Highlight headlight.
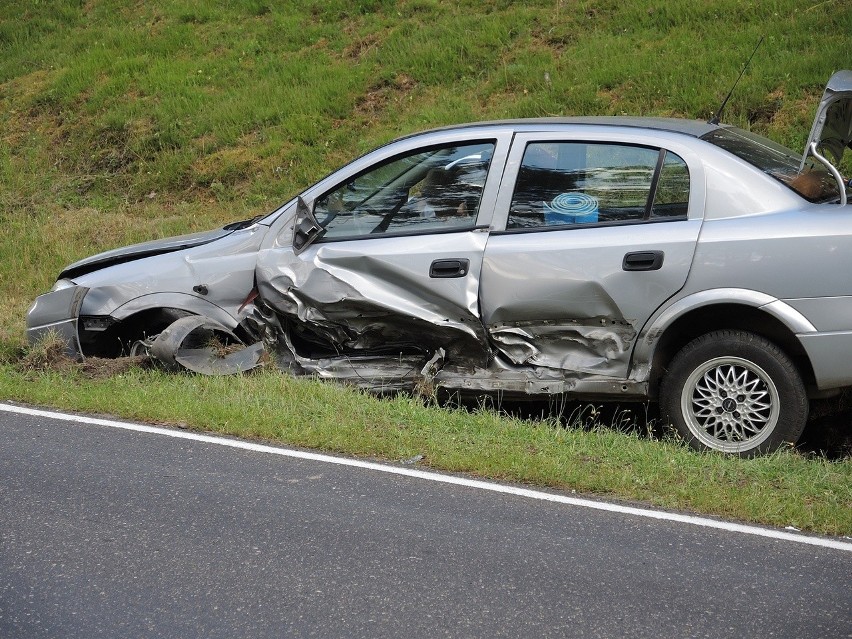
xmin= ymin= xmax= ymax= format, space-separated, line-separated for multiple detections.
xmin=50 ymin=278 xmax=77 ymax=292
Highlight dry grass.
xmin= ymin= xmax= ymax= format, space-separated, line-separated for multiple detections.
xmin=18 ymin=331 xmax=152 ymax=379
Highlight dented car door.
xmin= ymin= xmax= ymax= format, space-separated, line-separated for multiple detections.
xmin=255 ymin=134 xmax=512 ymax=385
xmin=480 ymin=132 xmax=704 ymax=389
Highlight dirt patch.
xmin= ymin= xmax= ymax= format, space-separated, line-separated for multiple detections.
xmin=531 ymin=25 xmax=578 ymax=52
xmin=206 ymin=336 xmax=248 ymax=357
xmin=190 ymin=145 xmax=264 ymax=191
xmin=77 ymin=356 xmax=155 ymax=379
xmin=17 ymin=339 xmax=154 ymax=379
xmin=747 ymin=89 xmax=785 ymax=126
xmin=351 ymin=74 xmax=418 ymax=122
xmin=344 ymin=32 xmax=382 ymax=60
xmin=17 ymin=336 xmax=70 ymax=372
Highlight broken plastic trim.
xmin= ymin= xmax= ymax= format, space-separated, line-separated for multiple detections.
xmin=150 ymin=315 xmax=264 ymax=375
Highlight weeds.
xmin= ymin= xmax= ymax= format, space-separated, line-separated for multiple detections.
xmin=17 ymin=330 xmax=71 ymax=372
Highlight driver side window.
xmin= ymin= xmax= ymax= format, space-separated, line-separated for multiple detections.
xmin=314 ymin=141 xmax=494 ymax=240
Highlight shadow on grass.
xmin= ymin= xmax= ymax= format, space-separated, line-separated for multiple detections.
xmin=799 ymin=411 xmax=852 ymax=460
xmin=444 ymin=393 xmax=852 ymax=461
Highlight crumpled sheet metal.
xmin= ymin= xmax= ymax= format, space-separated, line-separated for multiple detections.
xmin=255 ymin=298 xmax=644 ymax=396
xmin=255 ymin=307 xmax=426 ymax=392
xmin=150 ymin=315 xmax=264 ymax=375
xmin=256 ymin=241 xmax=491 ymax=366
xmin=248 ymin=236 xmax=642 ymax=393
xmin=487 ymin=320 xmax=637 ymax=376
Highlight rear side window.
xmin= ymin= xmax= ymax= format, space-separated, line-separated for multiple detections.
xmin=507 ymin=142 xmax=689 ymax=229
xmin=651 ymin=152 xmax=690 ymax=219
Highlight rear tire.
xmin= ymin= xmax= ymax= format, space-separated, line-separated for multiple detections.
xmin=660 ymin=330 xmax=808 ymax=456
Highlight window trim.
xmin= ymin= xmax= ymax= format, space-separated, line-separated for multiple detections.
xmin=314 ymin=222 xmax=491 ymax=244
xmin=490 ymin=216 xmax=684 ymax=236
xmin=644 ymin=148 xmax=667 ymax=220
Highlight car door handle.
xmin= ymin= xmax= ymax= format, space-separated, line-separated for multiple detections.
xmin=622 ymin=251 xmax=664 ymax=271
xmin=430 ymin=258 xmax=470 ymax=278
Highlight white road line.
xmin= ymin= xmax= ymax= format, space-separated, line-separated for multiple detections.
xmin=4 ymin=402 xmax=851 ymax=552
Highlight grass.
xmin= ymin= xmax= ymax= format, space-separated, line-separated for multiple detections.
xmin=3 ymin=360 xmax=850 ymax=537
xmin=1 ymin=0 xmax=850 ymax=535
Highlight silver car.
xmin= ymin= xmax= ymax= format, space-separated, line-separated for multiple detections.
xmin=27 ymin=71 xmax=852 ymax=456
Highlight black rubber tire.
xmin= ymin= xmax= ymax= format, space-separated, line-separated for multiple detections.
xmin=659 ymin=330 xmax=808 ymax=456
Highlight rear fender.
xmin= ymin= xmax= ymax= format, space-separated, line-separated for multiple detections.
xmin=630 ymin=288 xmax=816 ymax=381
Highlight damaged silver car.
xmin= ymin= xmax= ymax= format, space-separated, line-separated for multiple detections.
xmin=27 ymin=70 xmax=852 ymax=455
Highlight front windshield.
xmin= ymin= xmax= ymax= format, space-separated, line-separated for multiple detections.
xmin=701 ymin=127 xmax=843 ymax=203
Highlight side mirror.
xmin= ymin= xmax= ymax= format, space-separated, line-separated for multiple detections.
xmin=292 ymin=197 xmax=325 ymax=254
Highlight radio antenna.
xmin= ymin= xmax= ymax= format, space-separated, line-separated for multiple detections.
xmin=709 ymin=36 xmax=764 ymax=125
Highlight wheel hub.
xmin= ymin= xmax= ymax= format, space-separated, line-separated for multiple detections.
xmin=680 ymin=356 xmax=781 ymax=452
xmin=721 ymin=397 xmax=737 ymax=412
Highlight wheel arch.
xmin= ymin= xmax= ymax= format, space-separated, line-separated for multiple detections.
xmin=635 ymin=291 xmax=818 ymax=399
xmin=78 ymin=293 xmax=242 ymax=358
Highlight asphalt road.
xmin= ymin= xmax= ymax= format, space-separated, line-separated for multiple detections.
xmin=1 ymin=405 xmax=850 ymax=639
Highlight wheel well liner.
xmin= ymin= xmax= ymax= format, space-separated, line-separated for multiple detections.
xmin=648 ymin=303 xmax=816 ymax=397
xmin=78 ymin=307 xmax=193 ymax=358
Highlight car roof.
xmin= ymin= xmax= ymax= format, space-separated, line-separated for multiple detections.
xmin=399 ymin=116 xmax=722 ymax=141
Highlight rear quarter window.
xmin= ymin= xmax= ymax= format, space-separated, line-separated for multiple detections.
xmin=701 ymin=127 xmax=841 ymax=203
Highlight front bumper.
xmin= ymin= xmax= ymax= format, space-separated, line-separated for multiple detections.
xmin=25 ymin=284 xmax=88 ymax=359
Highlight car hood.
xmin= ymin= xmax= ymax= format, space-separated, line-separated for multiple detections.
xmin=59 ymin=227 xmax=235 ymax=280
xmin=801 ymin=69 xmax=852 ymax=170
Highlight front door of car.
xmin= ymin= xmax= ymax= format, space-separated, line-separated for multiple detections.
xmin=256 ymin=136 xmax=509 ymax=370
xmin=479 ymin=132 xmax=705 ymax=381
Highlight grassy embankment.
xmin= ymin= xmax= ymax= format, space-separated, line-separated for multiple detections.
xmin=1 ymin=1 xmax=850 ymax=535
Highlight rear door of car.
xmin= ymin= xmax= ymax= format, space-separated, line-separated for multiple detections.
xmin=479 ymin=129 xmax=705 ymax=382
xmin=255 ymin=129 xmax=513 ymax=368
